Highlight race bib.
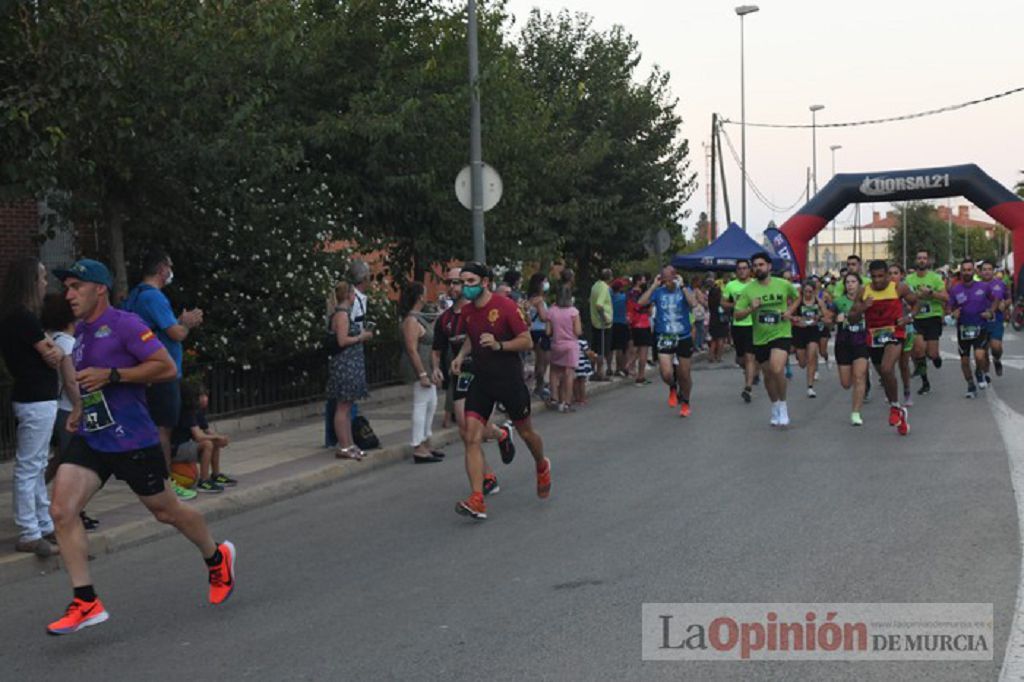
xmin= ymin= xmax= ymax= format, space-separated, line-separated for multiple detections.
xmin=657 ymin=334 xmax=680 ymax=351
xmin=845 ymin=322 xmax=864 ymax=334
xmin=81 ymin=390 xmax=115 ymax=433
xmin=959 ymin=325 xmax=980 ymax=341
xmin=870 ymin=326 xmax=897 ymax=348
xmin=919 ymin=302 xmax=931 ymax=315
xmin=757 ymin=310 xmax=781 ymax=325
xmin=456 ymin=372 xmax=475 ymax=393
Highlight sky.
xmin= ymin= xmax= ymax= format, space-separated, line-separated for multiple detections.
xmin=503 ymin=0 xmax=1024 ymax=237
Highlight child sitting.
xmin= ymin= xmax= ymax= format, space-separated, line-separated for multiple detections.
xmin=171 ymin=383 xmax=236 ymax=493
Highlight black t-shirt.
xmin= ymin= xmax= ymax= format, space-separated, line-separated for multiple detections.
xmin=433 ymin=305 xmax=474 ymax=378
xmin=171 ymin=407 xmax=209 ymax=447
xmin=0 ymin=307 xmax=58 ymax=403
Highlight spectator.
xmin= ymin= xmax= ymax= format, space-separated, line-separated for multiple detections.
xmin=610 ymin=278 xmax=630 ymax=376
xmin=172 ymin=383 xmax=235 ymax=493
xmin=706 ymin=275 xmax=729 ymax=363
xmin=327 ymin=281 xmax=373 ymax=460
xmin=691 ymin=276 xmax=708 ymax=352
xmin=123 ymin=249 xmax=203 ymax=500
xmin=546 ymin=285 xmax=581 ymax=413
xmin=574 ymin=337 xmax=598 ymax=407
xmin=326 ymin=260 xmax=372 ymax=449
xmin=526 ymin=273 xmax=551 ymax=398
xmin=400 ymin=282 xmax=444 ymax=463
xmin=627 ymin=273 xmax=653 ymax=384
xmin=502 ymin=270 xmax=524 ymax=303
xmin=0 ymin=257 xmax=62 ymax=556
xmin=589 ymin=268 xmax=613 ymax=380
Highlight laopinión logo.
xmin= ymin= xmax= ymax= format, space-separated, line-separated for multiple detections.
xmin=859 ymin=174 xmax=951 ymax=197
xmin=641 ymin=603 xmax=993 ymax=662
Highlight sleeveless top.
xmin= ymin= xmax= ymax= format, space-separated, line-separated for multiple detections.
xmin=400 ymin=312 xmax=435 ymax=383
xmin=862 ymin=282 xmax=904 ymax=337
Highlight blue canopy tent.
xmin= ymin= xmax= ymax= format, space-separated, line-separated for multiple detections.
xmin=670 ymin=223 xmax=787 ymax=272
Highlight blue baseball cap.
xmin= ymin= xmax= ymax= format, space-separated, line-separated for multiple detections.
xmin=53 ymin=259 xmax=113 ymax=287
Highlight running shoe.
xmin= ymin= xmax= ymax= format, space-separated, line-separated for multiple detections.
xmin=770 ymin=403 xmax=780 ymax=427
xmin=995 ymin=359 xmax=1004 ymax=376
xmin=196 ymin=479 xmax=224 ymax=494
xmin=965 ymin=384 xmax=978 ymax=399
xmin=903 ymin=392 xmax=914 ymax=407
xmin=497 ymin=423 xmax=516 ymax=465
xmin=975 ymin=369 xmax=984 ymax=386
xmin=978 ymin=378 xmax=988 ymax=390
xmin=850 ymin=412 xmax=863 ymax=426
xmin=752 ymin=375 xmax=761 ymax=386
xmin=679 ymin=402 xmax=691 ymax=418
xmin=741 ymin=387 xmax=752 ymax=403
xmin=208 ymin=541 xmax=236 ymax=605
xmin=47 ymin=598 xmax=109 ymax=635
xmin=213 ymin=473 xmax=238 ymax=487
xmin=173 ymin=480 xmax=198 ymax=501
xmin=483 ymin=474 xmax=500 ymax=496
xmin=456 ymin=494 xmax=487 ymax=520
xmin=932 ymin=356 xmax=942 ymax=369
xmin=917 ymin=378 xmax=931 ymax=395
xmin=668 ymin=388 xmax=678 ymax=408
xmin=985 ymin=374 xmax=992 ymax=385
xmin=80 ymin=511 xmax=100 ymax=531
xmin=777 ymin=402 xmax=790 ymax=428
xmin=888 ymin=405 xmax=901 ymax=426
xmin=807 ymin=387 xmax=817 ymax=399
xmin=536 ymin=458 xmax=552 ymax=499
xmin=814 ymin=370 xmax=820 ymax=382
xmin=897 ymin=407 xmax=910 ymax=436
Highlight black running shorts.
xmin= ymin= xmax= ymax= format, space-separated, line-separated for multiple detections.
xmin=868 ymin=341 xmax=902 ymax=366
xmin=63 ymin=436 xmax=167 ymax=497
xmin=754 ymin=338 xmax=792 ymax=365
xmin=834 ymin=339 xmax=869 ymax=365
xmin=465 ymin=374 xmax=532 ymax=425
xmin=914 ymin=316 xmax=943 ymax=341
xmin=791 ymin=326 xmax=820 ymax=349
xmin=656 ymin=335 xmax=694 ymax=358
xmin=957 ymin=326 xmax=990 ymax=357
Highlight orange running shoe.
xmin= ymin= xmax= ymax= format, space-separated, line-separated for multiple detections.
xmin=679 ymin=402 xmax=691 ymax=418
xmin=455 ymin=494 xmax=487 ymax=520
xmin=536 ymin=458 xmax=552 ymax=499
xmin=208 ymin=540 xmax=236 ymax=605
xmin=888 ymin=405 xmax=901 ymax=427
xmin=47 ymin=598 xmax=109 ymax=635
xmin=897 ymin=407 xmax=910 ymax=436
xmin=668 ymin=388 xmax=678 ymax=408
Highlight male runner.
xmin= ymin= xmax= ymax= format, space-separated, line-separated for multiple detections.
xmin=979 ymin=260 xmax=1011 ymax=377
xmin=734 ymin=252 xmax=798 ymax=427
xmin=862 ymin=260 xmax=915 ymax=435
xmin=451 ymin=262 xmax=550 ymax=520
xmin=888 ymin=263 xmax=917 ymax=406
xmin=431 ymin=266 xmax=514 ymax=496
xmin=638 ymin=265 xmax=703 ymax=417
xmin=48 ymin=260 xmax=234 ymax=635
xmin=905 ymin=249 xmax=948 ymax=394
xmin=721 ymin=259 xmax=757 ymax=403
xmin=949 ymin=259 xmax=998 ymax=398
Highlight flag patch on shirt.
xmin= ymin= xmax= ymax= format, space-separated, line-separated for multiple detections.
xmin=140 ymin=330 xmax=155 ymax=342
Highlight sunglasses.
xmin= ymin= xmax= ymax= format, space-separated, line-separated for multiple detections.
xmin=445 ymin=279 xmax=463 ymax=286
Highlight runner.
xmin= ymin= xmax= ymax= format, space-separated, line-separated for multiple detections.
xmin=905 ymin=249 xmax=948 ymax=395
xmin=48 ymin=259 xmax=235 ymax=635
xmin=861 ymin=260 xmax=914 ymax=435
xmin=888 ymin=263 xmax=916 ymax=407
xmin=451 ymin=262 xmax=550 ymax=521
xmin=734 ymin=252 xmax=798 ymax=427
xmin=431 ymin=267 xmax=513 ymax=497
xmin=721 ymin=259 xmax=757 ymax=403
xmin=979 ymin=260 xmax=1011 ymax=378
xmin=813 ymin=276 xmax=832 ymax=370
xmin=829 ymin=272 xmax=870 ymax=425
xmin=637 ymin=265 xmax=703 ymax=418
xmin=948 ymin=259 xmax=998 ymax=398
xmin=787 ymin=280 xmax=827 ymax=398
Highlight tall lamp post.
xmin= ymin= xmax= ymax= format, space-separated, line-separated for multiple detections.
xmin=829 ymin=144 xmax=842 ymax=272
xmin=467 ymin=0 xmax=485 ymax=262
xmin=809 ymin=104 xmax=825 ymax=272
xmin=735 ymin=4 xmax=759 ymax=232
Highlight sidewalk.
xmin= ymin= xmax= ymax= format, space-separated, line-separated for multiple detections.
xmin=0 ymin=361 xmax=693 ymax=586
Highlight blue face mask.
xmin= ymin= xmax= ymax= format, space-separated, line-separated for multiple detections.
xmin=462 ymin=284 xmax=484 ymax=301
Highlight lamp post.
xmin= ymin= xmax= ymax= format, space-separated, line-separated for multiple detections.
xmin=735 ymin=4 xmax=759 ymax=232
xmin=829 ymin=144 xmax=842 ymax=273
xmin=809 ymin=104 xmax=824 ymax=272
xmin=467 ymin=0 xmax=485 ymax=262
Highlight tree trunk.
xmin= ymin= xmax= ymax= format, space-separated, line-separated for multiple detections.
xmin=107 ymin=203 xmax=128 ymax=303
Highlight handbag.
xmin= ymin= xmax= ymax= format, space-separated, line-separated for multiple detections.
xmin=352 ymin=415 xmax=380 ymax=450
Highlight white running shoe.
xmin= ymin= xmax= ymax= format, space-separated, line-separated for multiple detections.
xmin=770 ymin=402 xmax=780 ymax=427
xmin=778 ymin=402 xmax=791 ymax=427
xmin=807 ymin=387 xmax=817 ymax=398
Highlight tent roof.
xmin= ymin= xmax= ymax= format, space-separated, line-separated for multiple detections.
xmin=670 ymin=223 xmax=787 ymax=272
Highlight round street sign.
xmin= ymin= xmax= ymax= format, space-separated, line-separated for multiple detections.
xmin=455 ymin=163 xmax=503 ymax=212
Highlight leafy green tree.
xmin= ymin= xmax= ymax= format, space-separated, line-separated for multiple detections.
xmin=888 ymin=202 xmax=1002 ymax=268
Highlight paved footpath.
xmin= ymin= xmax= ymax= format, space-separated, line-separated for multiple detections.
xmin=1 ymin=334 xmax=1023 ymax=680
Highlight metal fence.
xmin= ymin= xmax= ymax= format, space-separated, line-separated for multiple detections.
xmin=0 ymin=341 xmax=403 ymax=460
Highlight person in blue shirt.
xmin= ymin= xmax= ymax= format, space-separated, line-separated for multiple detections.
xmin=638 ymin=265 xmax=704 ymax=417
xmin=123 ymin=249 xmax=204 ymax=499
xmin=609 ymin=279 xmax=630 ymax=376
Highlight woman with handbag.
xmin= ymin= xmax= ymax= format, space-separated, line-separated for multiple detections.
xmin=326 ymin=281 xmax=373 ymax=460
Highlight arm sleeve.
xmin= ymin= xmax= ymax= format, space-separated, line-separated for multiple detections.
xmin=120 ymin=313 xmax=169 ymax=362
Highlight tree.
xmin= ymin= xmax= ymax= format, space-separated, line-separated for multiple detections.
xmin=888 ymin=202 xmax=1002 ymax=268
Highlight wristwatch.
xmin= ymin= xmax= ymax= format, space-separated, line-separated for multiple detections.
xmin=109 ymin=367 xmax=121 ymax=385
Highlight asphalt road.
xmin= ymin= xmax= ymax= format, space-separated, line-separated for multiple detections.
xmin=3 ymin=332 xmax=1023 ymax=681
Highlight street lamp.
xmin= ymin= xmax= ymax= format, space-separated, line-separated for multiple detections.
xmin=467 ymin=0 xmax=485 ymax=262
xmin=735 ymin=4 xmax=759 ymax=232
xmin=809 ymin=104 xmax=824 ymax=271
xmin=829 ymin=144 xmax=842 ymax=271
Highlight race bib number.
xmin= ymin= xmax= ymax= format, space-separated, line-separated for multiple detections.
xmin=657 ymin=334 xmax=680 ymax=351
xmin=456 ymin=372 xmax=475 ymax=393
xmin=959 ymin=325 xmax=980 ymax=341
xmin=81 ymin=390 xmax=115 ymax=433
xmin=870 ymin=326 xmax=897 ymax=348
xmin=757 ymin=310 xmax=781 ymax=325
xmin=845 ymin=322 xmax=864 ymax=334
xmin=918 ymin=302 xmax=931 ymax=315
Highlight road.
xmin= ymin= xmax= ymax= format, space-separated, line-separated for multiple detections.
xmin=3 ymin=332 xmax=1023 ymax=681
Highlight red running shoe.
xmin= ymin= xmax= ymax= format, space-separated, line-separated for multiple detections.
xmin=897 ymin=407 xmax=910 ymax=436
xmin=536 ymin=458 xmax=552 ymax=499
xmin=456 ymin=494 xmax=487 ymax=520
xmin=679 ymin=402 xmax=691 ymax=418
xmin=208 ymin=541 xmax=236 ymax=605
xmin=47 ymin=598 xmax=109 ymax=635
xmin=888 ymin=405 xmax=901 ymax=427
xmin=668 ymin=388 xmax=678 ymax=408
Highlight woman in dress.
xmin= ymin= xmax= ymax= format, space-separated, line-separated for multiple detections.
xmin=400 ymin=282 xmax=444 ymax=463
xmin=545 ymin=285 xmax=581 ymax=413
xmin=326 ymin=281 xmax=373 ymax=460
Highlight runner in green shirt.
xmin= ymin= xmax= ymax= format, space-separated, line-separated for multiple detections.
xmin=904 ymin=249 xmax=948 ymax=395
xmin=721 ymin=260 xmax=757 ymax=403
xmin=734 ymin=252 xmax=798 ymax=427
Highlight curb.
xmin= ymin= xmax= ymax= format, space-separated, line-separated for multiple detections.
xmin=0 ymin=374 xmax=635 ymax=587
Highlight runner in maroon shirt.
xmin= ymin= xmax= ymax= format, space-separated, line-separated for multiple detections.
xmin=451 ymin=262 xmax=551 ymax=520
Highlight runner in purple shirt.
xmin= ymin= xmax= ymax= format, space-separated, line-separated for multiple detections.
xmin=979 ymin=260 xmax=1010 ymax=377
xmin=44 ymin=259 xmax=236 ymax=636
xmin=948 ymin=259 xmax=997 ymax=398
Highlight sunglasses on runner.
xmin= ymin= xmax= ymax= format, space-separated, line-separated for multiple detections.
xmin=445 ymin=279 xmax=463 ymax=286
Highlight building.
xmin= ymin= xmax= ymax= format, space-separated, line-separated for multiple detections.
xmin=0 ymin=199 xmax=77 ymax=286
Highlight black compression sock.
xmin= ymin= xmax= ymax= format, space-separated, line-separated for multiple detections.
xmin=933 ymin=356 xmax=942 ymax=369
xmin=204 ymin=548 xmax=223 ymax=567
xmin=74 ymin=585 xmax=97 ymax=602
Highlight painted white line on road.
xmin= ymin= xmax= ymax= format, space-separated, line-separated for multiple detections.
xmin=940 ymin=350 xmax=1024 ymax=371
xmin=990 ymin=387 xmax=1024 ymax=681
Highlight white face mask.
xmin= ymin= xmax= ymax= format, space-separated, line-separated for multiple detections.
xmin=165 ymin=269 xmax=175 ymax=286
xmin=542 ymin=281 xmax=550 ymax=293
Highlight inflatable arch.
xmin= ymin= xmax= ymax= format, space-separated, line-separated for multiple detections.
xmin=765 ymin=164 xmax=1024 ymax=289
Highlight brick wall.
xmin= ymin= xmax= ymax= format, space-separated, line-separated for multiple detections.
xmin=0 ymin=200 xmax=41 ymax=285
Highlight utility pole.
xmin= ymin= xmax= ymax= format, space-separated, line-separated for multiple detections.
xmin=467 ymin=0 xmax=485 ymax=262
xmin=710 ymin=114 xmax=718 ymax=239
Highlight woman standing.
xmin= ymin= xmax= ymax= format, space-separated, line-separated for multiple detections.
xmin=706 ymin=277 xmax=729 ymax=363
xmin=400 ymin=282 xmax=444 ymax=463
xmin=831 ymin=273 xmax=870 ymax=425
xmin=626 ymin=274 xmax=652 ymax=384
xmin=788 ymin=280 xmax=827 ymax=398
xmin=546 ymin=286 xmax=582 ymax=413
xmin=326 ymin=281 xmax=373 ymax=460
xmin=0 ymin=257 xmax=62 ymax=556
xmin=526 ymin=273 xmax=551 ymax=399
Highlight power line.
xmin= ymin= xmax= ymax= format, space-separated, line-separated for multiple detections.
xmin=719 ymin=125 xmax=807 ymax=213
xmin=720 ymin=85 xmax=1024 ymax=129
